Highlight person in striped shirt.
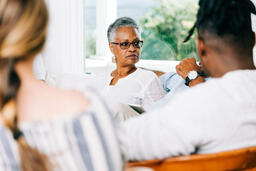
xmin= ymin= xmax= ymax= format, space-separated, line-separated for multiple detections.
xmin=0 ymin=0 xmax=123 ymax=170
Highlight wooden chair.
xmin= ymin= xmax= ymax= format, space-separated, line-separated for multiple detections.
xmin=126 ymin=146 xmax=256 ymax=171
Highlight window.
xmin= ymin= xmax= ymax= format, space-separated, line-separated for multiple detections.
xmin=85 ymin=0 xmax=96 ymax=58
xmin=85 ymin=0 xmax=198 ymax=61
xmin=118 ymin=0 xmax=198 ymax=61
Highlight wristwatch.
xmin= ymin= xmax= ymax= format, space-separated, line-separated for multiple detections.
xmin=185 ymin=71 xmax=199 ymax=86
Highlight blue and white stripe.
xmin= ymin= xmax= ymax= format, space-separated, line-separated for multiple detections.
xmin=0 ymin=89 xmax=123 ymax=171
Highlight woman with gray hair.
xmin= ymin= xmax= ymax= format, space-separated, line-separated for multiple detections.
xmin=102 ymin=17 xmax=166 ymax=116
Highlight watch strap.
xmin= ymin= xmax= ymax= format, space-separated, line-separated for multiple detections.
xmin=185 ymin=76 xmax=190 ymax=86
xmin=185 ymin=71 xmax=200 ymax=86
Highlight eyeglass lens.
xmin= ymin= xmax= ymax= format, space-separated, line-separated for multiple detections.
xmin=119 ymin=41 xmax=143 ymax=49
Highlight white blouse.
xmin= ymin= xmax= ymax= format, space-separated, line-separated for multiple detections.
xmin=102 ymin=68 xmax=166 ymax=111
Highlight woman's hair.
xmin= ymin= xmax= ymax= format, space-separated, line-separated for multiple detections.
xmin=184 ymin=0 xmax=256 ymax=53
xmin=0 ymin=0 xmax=49 ymax=170
xmin=107 ymin=17 xmax=141 ymax=42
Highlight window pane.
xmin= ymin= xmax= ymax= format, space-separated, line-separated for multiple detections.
xmin=85 ymin=0 xmax=96 ymax=58
xmin=118 ymin=0 xmax=198 ymax=61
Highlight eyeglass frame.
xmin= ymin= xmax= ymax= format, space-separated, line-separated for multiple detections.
xmin=111 ymin=40 xmax=144 ymax=50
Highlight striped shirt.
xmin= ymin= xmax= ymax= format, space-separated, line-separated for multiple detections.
xmin=0 ymin=88 xmax=123 ymax=171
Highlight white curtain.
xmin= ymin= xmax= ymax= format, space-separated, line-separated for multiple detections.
xmin=42 ymin=0 xmax=85 ymax=77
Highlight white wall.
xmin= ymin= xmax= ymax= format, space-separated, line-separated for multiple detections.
xmin=43 ymin=0 xmax=85 ymax=76
xmin=96 ymin=0 xmax=117 ymax=59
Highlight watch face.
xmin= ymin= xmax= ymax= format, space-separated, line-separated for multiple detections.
xmin=188 ymin=71 xmax=198 ymax=80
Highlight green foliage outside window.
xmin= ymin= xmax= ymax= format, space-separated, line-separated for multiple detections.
xmin=140 ymin=0 xmax=198 ymax=61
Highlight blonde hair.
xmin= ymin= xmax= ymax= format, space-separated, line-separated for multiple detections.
xmin=0 ymin=0 xmax=50 ymax=170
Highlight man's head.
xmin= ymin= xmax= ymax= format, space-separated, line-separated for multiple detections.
xmin=185 ymin=0 xmax=256 ymax=77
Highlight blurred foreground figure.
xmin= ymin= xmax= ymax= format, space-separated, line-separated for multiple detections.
xmin=0 ymin=0 xmax=122 ymax=170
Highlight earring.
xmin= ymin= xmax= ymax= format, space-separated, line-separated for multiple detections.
xmin=112 ymin=56 xmax=116 ymax=63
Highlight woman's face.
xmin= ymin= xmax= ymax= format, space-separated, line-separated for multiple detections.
xmin=109 ymin=27 xmax=142 ymax=67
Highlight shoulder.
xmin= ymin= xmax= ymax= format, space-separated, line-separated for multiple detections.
xmin=19 ymin=89 xmax=122 ymax=170
xmin=150 ymin=71 xmax=253 ymax=132
xmin=137 ymin=68 xmax=158 ymax=76
xmin=161 ymin=75 xmax=236 ymax=117
xmin=128 ymin=69 xmax=162 ymax=90
xmin=171 ymin=78 xmax=222 ymax=102
xmin=134 ymin=68 xmax=159 ymax=81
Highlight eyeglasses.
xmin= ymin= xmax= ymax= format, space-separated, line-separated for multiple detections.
xmin=111 ymin=40 xmax=143 ymax=50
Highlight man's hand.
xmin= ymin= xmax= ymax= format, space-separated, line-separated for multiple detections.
xmin=176 ymin=57 xmax=205 ymax=87
xmin=176 ymin=57 xmax=199 ymax=79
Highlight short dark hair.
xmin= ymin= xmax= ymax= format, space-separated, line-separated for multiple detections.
xmin=184 ymin=0 xmax=256 ymax=51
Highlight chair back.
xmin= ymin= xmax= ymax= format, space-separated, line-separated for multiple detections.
xmin=126 ymin=146 xmax=256 ymax=171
